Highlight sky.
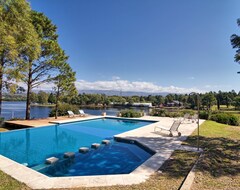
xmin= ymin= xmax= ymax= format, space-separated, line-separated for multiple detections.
xmin=29 ymin=0 xmax=240 ymax=94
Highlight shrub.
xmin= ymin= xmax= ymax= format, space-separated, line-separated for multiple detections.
xmin=49 ymin=103 xmax=79 ymax=117
xmin=119 ymin=109 xmax=142 ymax=118
xmin=182 ymin=110 xmax=195 ymax=116
xmin=210 ymin=113 xmax=239 ymax=126
xmin=199 ymin=111 xmax=211 ymax=120
xmin=150 ymin=109 xmax=184 ymax=118
xmin=150 ymin=109 xmax=166 ymax=117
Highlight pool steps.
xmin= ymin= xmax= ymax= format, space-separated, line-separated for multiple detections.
xmin=31 ymin=140 xmax=150 ymax=177
xmin=45 ymin=157 xmax=59 ymax=164
xmin=64 ymin=152 xmax=75 ymax=158
xmin=102 ymin=139 xmax=110 ymax=144
xmin=91 ymin=143 xmax=101 ymax=149
xmin=33 ymin=139 xmax=112 ymax=172
xmin=79 ymin=147 xmax=89 ymax=153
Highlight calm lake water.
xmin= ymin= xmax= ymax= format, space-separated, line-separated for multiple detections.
xmin=0 ymin=101 xmax=150 ymax=120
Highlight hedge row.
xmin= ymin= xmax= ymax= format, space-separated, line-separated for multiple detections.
xmin=150 ymin=109 xmax=240 ymax=126
xmin=119 ymin=109 xmax=142 ymax=118
xmin=150 ymin=109 xmax=195 ymax=118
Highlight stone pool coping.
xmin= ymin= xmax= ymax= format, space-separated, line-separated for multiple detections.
xmin=0 ymin=116 xmax=204 ymax=189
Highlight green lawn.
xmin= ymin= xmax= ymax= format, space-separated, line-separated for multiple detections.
xmin=0 ymin=170 xmax=30 ymax=190
xmin=183 ymin=120 xmax=240 ymax=190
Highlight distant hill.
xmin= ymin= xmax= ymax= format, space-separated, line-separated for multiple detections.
xmin=79 ymin=90 xmax=170 ymax=96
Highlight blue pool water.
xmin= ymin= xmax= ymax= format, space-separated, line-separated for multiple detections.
xmin=37 ymin=141 xmax=153 ymax=177
xmin=0 ymin=118 xmax=155 ymax=176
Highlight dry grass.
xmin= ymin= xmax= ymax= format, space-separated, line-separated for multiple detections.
xmin=0 ymin=170 xmax=30 ymax=190
xmin=183 ymin=121 xmax=240 ymax=190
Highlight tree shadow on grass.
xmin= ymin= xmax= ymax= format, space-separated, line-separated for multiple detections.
xmin=158 ymin=150 xmax=199 ymax=178
xmin=183 ymin=135 xmax=240 ymax=177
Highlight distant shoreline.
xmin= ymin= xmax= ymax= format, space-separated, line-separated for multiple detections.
xmin=31 ymin=104 xmax=55 ymax=107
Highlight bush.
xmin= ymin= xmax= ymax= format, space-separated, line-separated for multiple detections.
xmin=49 ymin=103 xmax=79 ymax=117
xmin=119 ymin=109 xmax=142 ymax=118
xmin=182 ymin=110 xmax=195 ymax=115
xmin=199 ymin=111 xmax=211 ymax=120
xmin=150 ymin=109 xmax=183 ymax=118
xmin=150 ymin=109 xmax=166 ymax=117
xmin=210 ymin=113 xmax=239 ymax=126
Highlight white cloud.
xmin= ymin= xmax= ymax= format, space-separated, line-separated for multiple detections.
xmin=75 ymin=79 xmax=203 ymax=94
xmin=17 ymin=82 xmax=55 ymax=92
xmin=17 ymin=78 xmax=204 ymax=94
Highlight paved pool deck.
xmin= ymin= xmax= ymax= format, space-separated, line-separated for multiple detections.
xmin=0 ymin=116 xmax=204 ymax=189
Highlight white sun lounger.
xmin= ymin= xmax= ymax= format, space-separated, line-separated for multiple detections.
xmin=67 ymin=110 xmax=75 ymax=118
xmin=79 ymin=110 xmax=86 ymax=117
xmin=154 ymin=120 xmax=182 ymax=137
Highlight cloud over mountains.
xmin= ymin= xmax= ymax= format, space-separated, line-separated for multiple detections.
xmin=74 ymin=79 xmax=202 ymax=94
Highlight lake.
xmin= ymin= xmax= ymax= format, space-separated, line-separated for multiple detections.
xmin=0 ymin=101 xmax=150 ymax=120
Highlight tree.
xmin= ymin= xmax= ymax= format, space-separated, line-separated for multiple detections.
xmin=165 ymin=94 xmax=174 ymax=104
xmin=233 ymin=96 xmax=240 ymax=110
xmin=0 ymin=0 xmax=40 ymax=115
xmin=216 ymin=91 xmax=223 ymax=110
xmin=231 ymin=19 xmax=240 ymax=69
xmin=37 ymin=91 xmax=49 ymax=104
xmin=30 ymin=92 xmax=38 ymax=103
xmin=18 ymin=11 xmax=65 ymax=119
xmin=52 ymin=62 xmax=77 ymax=119
xmin=48 ymin=92 xmax=56 ymax=104
xmin=202 ymin=93 xmax=217 ymax=110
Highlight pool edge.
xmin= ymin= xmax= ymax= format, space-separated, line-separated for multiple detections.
xmin=0 ymin=116 xmax=205 ymax=189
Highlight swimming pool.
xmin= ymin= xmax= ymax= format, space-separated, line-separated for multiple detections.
xmin=0 ymin=118 xmax=155 ymax=176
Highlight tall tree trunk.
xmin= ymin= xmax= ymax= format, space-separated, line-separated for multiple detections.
xmin=25 ymin=65 xmax=32 ymax=120
xmin=0 ymin=57 xmax=4 ymax=117
xmin=217 ymin=98 xmax=220 ymax=110
xmin=55 ymin=86 xmax=60 ymax=119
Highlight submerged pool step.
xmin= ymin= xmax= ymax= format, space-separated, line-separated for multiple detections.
xmin=45 ymin=157 xmax=59 ymax=164
xmin=91 ymin=143 xmax=101 ymax=149
xmin=64 ymin=152 xmax=75 ymax=158
xmin=102 ymin=139 xmax=111 ymax=145
xmin=31 ymin=163 xmax=49 ymax=171
xmin=79 ymin=147 xmax=89 ymax=153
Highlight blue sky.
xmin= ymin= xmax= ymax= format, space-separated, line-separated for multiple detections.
xmin=30 ymin=0 xmax=240 ymax=94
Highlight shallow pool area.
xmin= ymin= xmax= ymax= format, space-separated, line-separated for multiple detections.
xmin=0 ymin=117 xmax=155 ymax=176
xmin=35 ymin=141 xmax=153 ymax=177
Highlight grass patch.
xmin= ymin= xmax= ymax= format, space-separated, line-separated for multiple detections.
xmin=183 ymin=120 xmax=240 ymax=190
xmin=0 ymin=170 xmax=30 ymax=190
